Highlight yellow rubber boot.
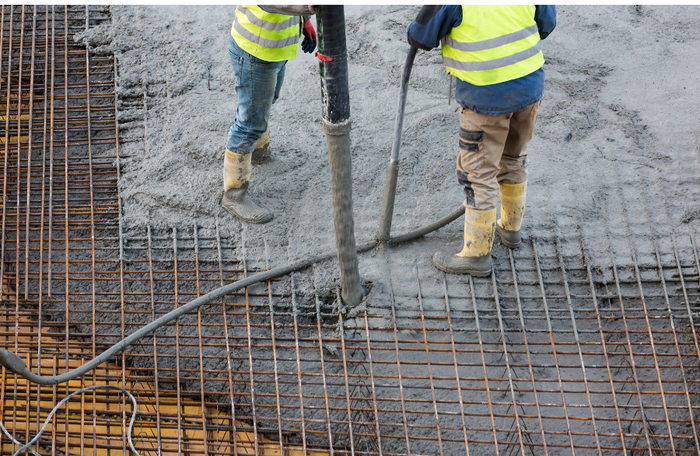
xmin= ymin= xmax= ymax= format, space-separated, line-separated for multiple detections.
xmin=222 ymin=148 xmax=273 ymax=224
xmin=252 ymin=129 xmax=270 ymax=164
xmin=495 ymin=181 xmax=526 ymax=248
xmin=432 ymin=207 xmax=496 ymax=276
xmin=223 ymin=148 xmax=251 ymax=192
xmin=254 ymin=129 xmax=270 ymax=151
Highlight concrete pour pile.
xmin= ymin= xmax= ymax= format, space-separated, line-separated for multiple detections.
xmin=57 ymin=5 xmax=700 ymax=451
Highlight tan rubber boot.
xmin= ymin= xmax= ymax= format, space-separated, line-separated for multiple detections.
xmin=495 ymin=181 xmax=526 ymax=248
xmin=251 ymin=129 xmax=271 ymax=164
xmin=222 ymin=148 xmax=273 ymax=224
xmin=432 ymin=207 xmax=496 ymax=276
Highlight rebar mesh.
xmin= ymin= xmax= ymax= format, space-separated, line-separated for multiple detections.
xmin=1 ymin=5 xmax=699 ymax=456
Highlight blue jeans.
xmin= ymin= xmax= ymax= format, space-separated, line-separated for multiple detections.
xmin=226 ymin=36 xmax=286 ymax=154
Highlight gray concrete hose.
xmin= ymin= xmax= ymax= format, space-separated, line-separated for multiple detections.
xmin=0 ymin=215 xmax=464 ymax=386
xmin=317 ymin=5 xmax=365 ymax=308
xmin=377 ymin=46 xmax=418 ymax=243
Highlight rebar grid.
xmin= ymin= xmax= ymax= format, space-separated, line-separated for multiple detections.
xmin=84 ymin=223 xmax=697 ymax=456
xmin=0 ymin=5 xmax=123 ymax=455
xmin=1 ymin=4 xmax=700 ymax=456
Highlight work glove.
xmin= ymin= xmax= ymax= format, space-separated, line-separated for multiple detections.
xmin=301 ymin=18 xmax=317 ymax=54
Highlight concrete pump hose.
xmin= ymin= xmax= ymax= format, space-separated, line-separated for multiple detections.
xmin=0 ymin=205 xmax=464 ymax=386
xmin=0 ymin=209 xmax=464 ymax=454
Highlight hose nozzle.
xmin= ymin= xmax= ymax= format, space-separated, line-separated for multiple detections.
xmin=0 ymin=349 xmax=28 ymax=376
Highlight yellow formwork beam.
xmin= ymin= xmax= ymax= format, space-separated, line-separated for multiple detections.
xmin=0 ymin=113 xmax=31 ymax=121
xmin=0 ymin=136 xmax=30 ymax=145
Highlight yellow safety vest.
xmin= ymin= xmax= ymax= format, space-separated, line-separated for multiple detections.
xmin=230 ymin=5 xmax=302 ymax=62
xmin=441 ymin=5 xmax=544 ymax=86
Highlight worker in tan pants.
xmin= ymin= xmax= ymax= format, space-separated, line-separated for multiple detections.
xmin=407 ymin=5 xmax=555 ymax=276
xmin=448 ymin=101 xmax=539 ymax=269
xmin=456 ymin=101 xmax=540 ymax=217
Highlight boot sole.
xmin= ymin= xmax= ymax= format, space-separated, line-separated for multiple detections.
xmin=432 ymin=253 xmax=492 ymax=277
xmin=222 ymin=198 xmax=274 ymax=224
xmin=495 ymin=224 xmax=521 ymax=249
xmin=435 ymin=264 xmax=492 ymax=277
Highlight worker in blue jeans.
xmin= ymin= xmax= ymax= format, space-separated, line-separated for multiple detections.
xmin=224 ymin=5 xmax=316 ymax=224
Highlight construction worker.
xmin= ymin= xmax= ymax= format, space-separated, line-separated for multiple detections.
xmin=407 ymin=5 xmax=556 ymax=276
xmin=224 ymin=5 xmax=317 ymax=224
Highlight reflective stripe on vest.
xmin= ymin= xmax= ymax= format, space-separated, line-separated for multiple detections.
xmin=441 ymin=5 xmax=544 ymax=86
xmin=443 ymin=41 xmax=541 ymax=72
xmin=230 ymin=5 xmax=301 ymax=62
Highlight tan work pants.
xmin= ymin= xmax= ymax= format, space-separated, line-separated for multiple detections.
xmin=457 ymin=101 xmax=540 ymax=210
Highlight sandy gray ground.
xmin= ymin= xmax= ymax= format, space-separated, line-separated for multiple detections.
xmin=60 ymin=5 xmax=700 ymax=453
xmin=104 ymin=5 xmax=700 ymax=256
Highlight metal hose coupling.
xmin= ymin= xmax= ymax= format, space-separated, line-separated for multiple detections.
xmin=322 ymin=118 xmax=352 ymax=136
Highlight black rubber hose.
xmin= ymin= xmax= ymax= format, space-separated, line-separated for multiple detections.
xmin=316 ymin=5 xmax=350 ymax=124
xmin=0 ymin=240 xmax=370 ymax=386
xmin=388 ymin=204 xmax=465 ymax=246
xmin=390 ymin=46 xmax=417 ymax=164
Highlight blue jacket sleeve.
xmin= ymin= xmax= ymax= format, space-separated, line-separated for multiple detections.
xmin=534 ymin=5 xmax=556 ymax=40
xmin=407 ymin=5 xmax=463 ymax=50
